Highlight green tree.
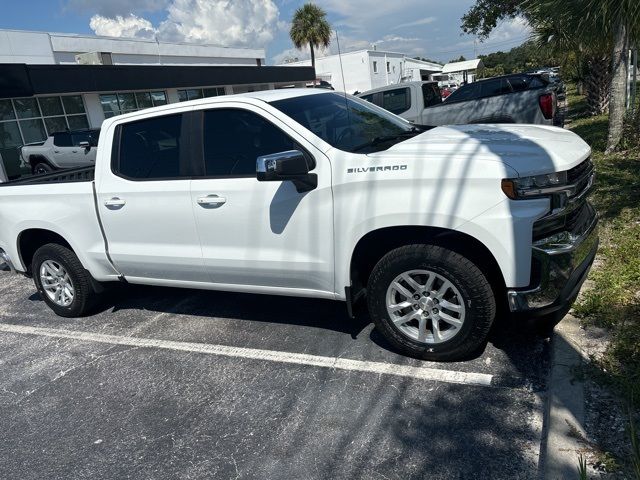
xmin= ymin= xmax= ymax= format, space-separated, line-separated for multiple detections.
xmin=527 ymin=1 xmax=612 ymax=115
xmin=290 ymin=3 xmax=332 ymax=70
xmin=462 ymin=0 xmax=640 ymax=152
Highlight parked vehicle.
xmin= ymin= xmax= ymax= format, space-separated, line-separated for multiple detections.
xmin=359 ymin=81 xmax=443 ymax=121
xmin=20 ymin=129 xmax=100 ymax=175
xmin=358 ymin=74 xmax=561 ymax=127
xmin=0 ymin=90 xmax=597 ymax=361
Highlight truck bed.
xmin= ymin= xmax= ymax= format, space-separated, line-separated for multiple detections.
xmin=0 ymin=166 xmax=95 ymax=187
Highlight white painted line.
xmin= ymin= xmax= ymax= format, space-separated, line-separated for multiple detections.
xmin=0 ymin=323 xmax=493 ymax=387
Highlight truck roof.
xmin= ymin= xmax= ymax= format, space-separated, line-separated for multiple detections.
xmin=101 ymin=88 xmax=329 ymax=126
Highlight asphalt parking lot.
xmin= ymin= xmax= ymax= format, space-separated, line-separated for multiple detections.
xmin=0 ymin=270 xmax=551 ymax=479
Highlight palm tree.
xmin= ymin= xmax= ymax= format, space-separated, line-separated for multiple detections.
xmin=526 ymin=0 xmax=640 ymax=151
xmin=290 ymin=3 xmax=332 ymax=70
xmin=528 ymin=2 xmax=612 ymax=115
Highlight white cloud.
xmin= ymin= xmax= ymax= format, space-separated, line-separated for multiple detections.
xmin=157 ymin=0 xmax=280 ymax=46
xmin=394 ymin=17 xmax=436 ymax=29
xmin=89 ymin=14 xmax=157 ymax=39
xmin=88 ymin=0 xmax=281 ymax=47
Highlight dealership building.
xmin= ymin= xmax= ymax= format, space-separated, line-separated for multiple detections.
xmin=0 ymin=28 xmax=315 ymax=177
xmin=282 ymin=49 xmax=443 ymax=94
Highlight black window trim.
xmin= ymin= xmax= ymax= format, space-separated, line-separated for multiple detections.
xmin=111 ymin=111 xmax=195 ymax=182
xmin=192 ymin=106 xmax=316 ymax=181
xmin=110 ymin=106 xmax=318 ymax=182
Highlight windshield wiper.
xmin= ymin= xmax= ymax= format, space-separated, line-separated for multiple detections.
xmin=351 ymin=127 xmax=423 ymax=153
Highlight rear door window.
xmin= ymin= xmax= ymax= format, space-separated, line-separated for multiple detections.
xmin=53 ymin=132 xmax=72 ymax=147
xmin=360 ymin=94 xmax=375 ymax=104
xmin=382 ymin=88 xmax=411 ymax=114
xmin=479 ymin=78 xmax=512 ymax=97
xmin=422 ymin=83 xmax=441 ymax=107
xmin=445 ymin=83 xmax=481 ymax=103
xmin=508 ymin=75 xmax=546 ymax=92
xmin=116 ymin=113 xmax=187 ymax=180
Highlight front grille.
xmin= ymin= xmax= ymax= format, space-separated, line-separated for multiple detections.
xmin=533 ymin=201 xmax=595 ymax=241
xmin=567 ymin=158 xmax=593 ymax=183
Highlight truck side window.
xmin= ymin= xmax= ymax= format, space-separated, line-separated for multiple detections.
xmin=422 ymin=83 xmax=441 ymax=107
xmin=116 ymin=113 xmax=185 ymax=180
xmin=444 ymin=83 xmax=481 ymax=102
xmin=382 ymin=88 xmax=411 ymax=114
xmin=479 ymin=78 xmax=512 ymax=97
xmin=53 ymin=132 xmax=72 ymax=147
xmin=202 ymin=109 xmax=300 ymax=177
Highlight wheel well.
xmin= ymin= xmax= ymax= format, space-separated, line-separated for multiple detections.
xmin=18 ymin=229 xmax=72 ymax=274
xmin=349 ymin=226 xmax=506 ymax=300
xmin=28 ymin=155 xmax=52 ymax=168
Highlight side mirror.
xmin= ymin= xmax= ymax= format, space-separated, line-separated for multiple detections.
xmin=257 ymin=150 xmax=317 ymax=193
xmin=79 ymin=141 xmax=91 ymax=150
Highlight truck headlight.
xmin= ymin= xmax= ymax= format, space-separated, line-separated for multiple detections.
xmin=501 ymin=171 xmax=568 ymax=199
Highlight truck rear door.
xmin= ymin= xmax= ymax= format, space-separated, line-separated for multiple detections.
xmin=96 ymin=110 xmax=208 ymax=283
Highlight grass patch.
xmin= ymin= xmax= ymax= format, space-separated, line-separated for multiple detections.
xmin=567 ymin=83 xmax=640 ymax=475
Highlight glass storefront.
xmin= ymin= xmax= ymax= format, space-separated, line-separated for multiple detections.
xmin=178 ymin=87 xmax=226 ymax=102
xmin=99 ymin=90 xmax=168 ymax=118
xmin=0 ymin=95 xmax=89 ymax=150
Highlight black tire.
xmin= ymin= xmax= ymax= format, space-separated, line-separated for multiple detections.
xmin=33 ymin=162 xmax=53 ymax=175
xmin=367 ymin=244 xmax=496 ymax=361
xmin=32 ymin=243 xmax=100 ymax=317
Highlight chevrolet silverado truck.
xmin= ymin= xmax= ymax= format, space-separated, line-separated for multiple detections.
xmin=0 ymin=89 xmax=598 ymax=361
xmin=19 ymin=129 xmax=100 ymax=175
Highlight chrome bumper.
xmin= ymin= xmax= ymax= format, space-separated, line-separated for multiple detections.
xmin=507 ymin=213 xmax=598 ymax=314
xmin=0 ymin=249 xmax=16 ymax=274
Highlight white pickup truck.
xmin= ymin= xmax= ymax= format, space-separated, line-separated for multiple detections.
xmin=0 ymin=89 xmax=598 ymax=360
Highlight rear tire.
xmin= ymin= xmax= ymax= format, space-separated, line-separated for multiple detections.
xmin=32 ymin=243 xmax=101 ymax=317
xmin=32 ymin=162 xmax=53 ymax=175
xmin=367 ymin=244 xmax=496 ymax=361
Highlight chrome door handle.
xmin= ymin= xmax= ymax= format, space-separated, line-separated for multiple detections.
xmin=104 ymin=197 xmax=126 ymax=208
xmin=197 ymin=195 xmax=227 ymax=207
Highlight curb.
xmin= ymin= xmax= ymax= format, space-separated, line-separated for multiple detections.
xmin=540 ymin=315 xmax=589 ymax=479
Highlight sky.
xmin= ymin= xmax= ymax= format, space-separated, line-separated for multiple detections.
xmin=0 ymin=0 xmax=531 ymax=64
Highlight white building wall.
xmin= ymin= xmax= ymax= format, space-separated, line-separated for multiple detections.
xmin=0 ymin=29 xmax=265 ymax=66
xmin=284 ymin=50 xmax=443 ymax=94
xmin=0 ymin=30 xmax=55 ymax=64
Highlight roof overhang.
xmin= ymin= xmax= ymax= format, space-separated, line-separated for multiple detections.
xmin=0 ymin=63 xmax=316 ymax=99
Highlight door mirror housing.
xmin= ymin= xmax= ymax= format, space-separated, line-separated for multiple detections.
xmin=78 ymin=141 xmax=91 ymax=150
xmin=257 ymin=150 xmax=317 ymax=193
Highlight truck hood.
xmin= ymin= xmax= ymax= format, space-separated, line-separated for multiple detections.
xmin=381 ymin=124 xmax=591 ymax=177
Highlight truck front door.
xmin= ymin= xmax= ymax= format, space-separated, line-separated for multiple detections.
xmin=189 ymin=104 xmax=335 ymax=296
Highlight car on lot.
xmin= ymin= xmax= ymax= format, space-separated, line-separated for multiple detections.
xmin=0 ymin=89 xmax=597 ymax=361
xmin=358 ymin=81 xmax=443 ymax=123
xmin=19 ymin=129 xmax=100 ymax=175
xmin=358 ymin=74 xmax=560 ymax=126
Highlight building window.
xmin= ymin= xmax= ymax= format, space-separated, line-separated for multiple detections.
xmin=373 ymin=61 xmax=378 ymax=73
xmin=386 ymin=62 xmax=391 ymax=73
xmin=0 ymin=95 xmax=89 ymax=150
xmin=99 ymin=91 xmax=168 ymax=118
xmin=178 ymin=87 xmax=226 ymax=102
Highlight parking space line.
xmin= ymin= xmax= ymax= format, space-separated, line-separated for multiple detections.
xmin=0 ymin=323 xmax=493 ymax=387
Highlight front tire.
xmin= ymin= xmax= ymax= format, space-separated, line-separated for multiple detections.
xmin=367 ymin=244 xmax=496 ymax=361
xmin=32 ymin=243 xmax=100 ymax=317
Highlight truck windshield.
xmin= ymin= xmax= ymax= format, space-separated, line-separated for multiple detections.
xmin=270 ymin=92 xmax=420 ymax=154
